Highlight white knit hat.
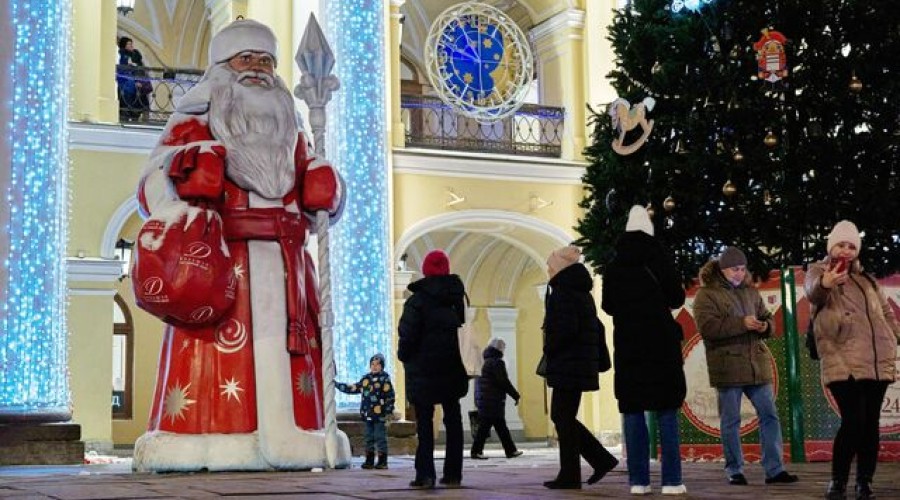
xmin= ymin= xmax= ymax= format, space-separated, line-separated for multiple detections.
xmin=625 ymin=205 xmax=654 ymax=236
xmin=547 ymin=245 xmax=581 ymax=277
xmin=209 ymin=19 xmax=278 ymax=65
xmin=488 ymin=338 xmax=506 ymax=352
xmin=827 ymin=220 xmax=861 ymax=254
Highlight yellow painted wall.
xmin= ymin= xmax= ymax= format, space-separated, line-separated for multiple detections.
xmin=68 ymin=288 xmax=115 ymax=449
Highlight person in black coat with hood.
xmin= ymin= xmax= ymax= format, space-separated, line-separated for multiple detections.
xmin=602 ymin=205 xmax=687 ymax=496
xmin=398 ymin=249 xmax=469 ymax=490
xmin=541 ymin=245 xmax=618 ymax=490
xmin=470 ymin=338 xmax=523 ymax=460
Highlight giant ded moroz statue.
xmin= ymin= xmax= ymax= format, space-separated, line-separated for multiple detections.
xmin=131 ymin=18 xmax=351 ymax=472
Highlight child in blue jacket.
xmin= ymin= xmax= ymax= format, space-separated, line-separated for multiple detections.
xmin=336 ymin=353 xmax=396 ymax=469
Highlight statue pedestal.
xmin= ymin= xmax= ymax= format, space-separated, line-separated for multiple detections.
xmin=0 ymin=423 xmax=85 ymax=465
xmin=337 ymin=412 xmax=417 ymax=456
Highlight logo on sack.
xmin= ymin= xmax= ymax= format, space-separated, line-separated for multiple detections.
xmin=180 ymin=241 xmax=213 ymax=270
xmin=139 ymin=277 xmax=168 ymax=303
xmin=189 ymin=306 xmax=215 ymax=323
xmin=185 ymin=242 xmax=212 ymax=259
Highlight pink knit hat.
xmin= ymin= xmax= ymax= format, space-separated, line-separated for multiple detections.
xmin=422 ymin=250 xmax=450 ymax=276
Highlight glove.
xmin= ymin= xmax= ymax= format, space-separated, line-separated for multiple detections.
xmin=302 ymin=162 xmax=342 ymax=213
xmin=168 ymin=144 xmax=226 ymax=201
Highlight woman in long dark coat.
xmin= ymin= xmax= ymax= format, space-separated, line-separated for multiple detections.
xmin=398 ymin=249 xmax=469 ymax=489
xmin=541 ymin=245 xmax=618 ymax=490
xmin=601 ymin=205 xmax=686 ymax=495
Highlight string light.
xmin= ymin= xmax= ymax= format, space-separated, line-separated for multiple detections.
xmin=1 ymin=1 xmax=71 ymax=421
xmin=325 ymin=0 xmax=391 ymax=411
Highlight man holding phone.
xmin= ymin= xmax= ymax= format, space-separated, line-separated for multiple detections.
xmin=693 ymin=246 xmax=799 ymax=487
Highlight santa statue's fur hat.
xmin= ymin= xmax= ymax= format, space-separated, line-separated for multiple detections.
xmin=209 ymin=18 xmax=278 ymax=66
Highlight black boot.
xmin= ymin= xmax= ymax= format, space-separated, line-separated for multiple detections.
xmin=375 ymin=452 xmax=388 ymax=469
xmin=855 ymin=479 xmax=874 ymax=500
xmin=361 ymin=451 xmax=375 ymax=469
xmin=825 ymin=480 xmax=847 ymax=500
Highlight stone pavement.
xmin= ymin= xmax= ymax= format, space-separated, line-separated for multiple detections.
xmin=2 ymin=443 xmax=900 ymax=499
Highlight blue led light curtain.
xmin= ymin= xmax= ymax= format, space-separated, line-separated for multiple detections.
xmin=324 ymin=1 xmax=392 ymax=410
xmin=0 ymin=0 xmax=71 ymax=422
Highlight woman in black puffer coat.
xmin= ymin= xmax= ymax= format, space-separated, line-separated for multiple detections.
xmin=541 ymin=246 xmax=618 ymax=490
xmin=602 ymin=205 xmax=686 ymax=494
xmin=398 ymin=249 xmax=469 ymax=489
xmin=470 ymin=338 xmax=522 ymax=459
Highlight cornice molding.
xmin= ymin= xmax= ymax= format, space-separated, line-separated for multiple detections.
xmin=67 ymin=258 xmax=124 ymax=284
xmin=529 ymin=8 xmax=586 ymax=45
xmin=392 ymin=148 xmax=586 ymax=184
xmin=69 ymin=122 xmax=161 ymax=155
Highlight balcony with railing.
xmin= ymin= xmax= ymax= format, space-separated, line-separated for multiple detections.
xmin=401 ymin=94 xmax=564 ymax=158
xmin=113 ymin=69 xmax=566 ymax=159
xmin=116 ymin=65 xmax=203 ymax=125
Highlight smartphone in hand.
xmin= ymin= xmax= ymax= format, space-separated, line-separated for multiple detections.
xmin=831 ymin=257 xmax=850 ymax=273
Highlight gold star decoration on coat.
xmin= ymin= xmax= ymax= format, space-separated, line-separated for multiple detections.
xmin=296 ymin=372 xmax=316 ymax=396
xmin=163 ymin=382 xmax=196 ymax=424
xmin=219 ymin=377 xmax=244 ymax=403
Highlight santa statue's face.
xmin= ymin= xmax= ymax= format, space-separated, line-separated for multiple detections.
xmin=206 ymin=51 xmax=298 ymax=200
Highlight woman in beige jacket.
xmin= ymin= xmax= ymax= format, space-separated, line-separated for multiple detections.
xmin=805 ymin=220 xmax=900 ymax=500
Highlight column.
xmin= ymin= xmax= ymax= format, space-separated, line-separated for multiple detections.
xmin=486 ymin=307 xmax=523 ymax=431
xmin=0 ymin=0 xmax=71 ymax=423
xmin=204 ymin=0 xmax=247 ymax=35
xmin=388 ymin=0 xmax=405 ymax=147
xmin=529 ymin=8 xmax=587 ymax=160
xmin=70 ymin=0 xmax=118 ymax=123
xmin=324 ymin=0 xmax=392 ymax=411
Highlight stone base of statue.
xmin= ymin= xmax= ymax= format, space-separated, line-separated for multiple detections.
xmin=0 ymin=423 xmax=84 ymax=465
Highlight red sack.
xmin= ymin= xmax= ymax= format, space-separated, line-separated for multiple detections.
xmin=132 ymin=204 xmax=236 ymax=330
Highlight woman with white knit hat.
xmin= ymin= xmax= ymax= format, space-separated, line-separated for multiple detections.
xmin=805 ymin=220 xmax=900 ymax=500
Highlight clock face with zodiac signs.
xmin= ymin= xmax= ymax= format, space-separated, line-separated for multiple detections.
xmin=424 ymin=2 xmax=533 ymax=122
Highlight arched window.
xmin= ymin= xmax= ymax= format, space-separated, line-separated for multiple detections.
xmin=112 ymin=294 xmax=134 ymax=419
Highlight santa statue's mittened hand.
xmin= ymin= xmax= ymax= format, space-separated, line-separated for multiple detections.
xmin=169 ymin=143 xmax=227 ymax=202
xmin=302 ymin=162 xmax=342 ymax=214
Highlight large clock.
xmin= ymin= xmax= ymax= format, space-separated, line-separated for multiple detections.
xmin=424 ymin=2 xmax=534 ymax=122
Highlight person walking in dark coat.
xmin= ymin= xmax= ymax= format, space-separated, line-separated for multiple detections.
xmin=601 ymin=205 xmax=687 ymax=496
xmin=541 ymin=245 xmax=618 ymax=490
xmin=470 ymin=338 xmax=524 ymax=460
xmin=398 ymin=249 xmax=469 ymax=490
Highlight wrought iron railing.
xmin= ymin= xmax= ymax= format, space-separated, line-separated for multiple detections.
xmin=116 ymin=65 xmax=204 ymax=124
xmin=401 ymin=94 xmax=564 ymax=158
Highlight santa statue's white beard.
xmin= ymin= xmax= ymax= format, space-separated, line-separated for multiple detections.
xmin=206 ymin=63 xmax=297 ymax=200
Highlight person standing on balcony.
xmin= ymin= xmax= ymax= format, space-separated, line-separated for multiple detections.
xmin=133 ymin=18 xmax=349 ymax=472
xmin=116 ymin=36 xmax=140 ymax=120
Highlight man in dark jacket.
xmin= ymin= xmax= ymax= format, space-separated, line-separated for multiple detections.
xmin=541 ymin=245 xmax=618 ymax=490
xmin=398 ymin=249 xmax=469 ymax=490
xmin=470 ymin=338 xmax=524 ymax=460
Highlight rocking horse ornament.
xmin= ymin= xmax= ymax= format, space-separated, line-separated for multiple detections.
xmin=608 ymin=96 xmax=656 ymax=155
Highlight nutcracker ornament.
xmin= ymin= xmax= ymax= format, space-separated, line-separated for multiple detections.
xmin=753 ymin=29 xmax=788 ymax=83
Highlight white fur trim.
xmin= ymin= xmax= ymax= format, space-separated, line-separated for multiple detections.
xmin=209 ymin=19 xmax=278 ymax=65
xmin=132 ymin=431 xmax=266 ymax=472
xmin=174 ymin=81 xmax=211 ymax=114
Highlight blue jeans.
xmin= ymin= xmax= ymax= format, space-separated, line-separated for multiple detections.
xmin=717 ymin=384 xmax=785 ymax=478
xmin=364 ymin=420 xmax=387 ymax=454
xmin=623 ymin=410 xmax=682 ymax=486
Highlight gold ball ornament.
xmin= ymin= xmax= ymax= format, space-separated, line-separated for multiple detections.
xmin=733 ymin=148 xmax=744 ymax=162
xmin=764 ymin=130 xmax=778 ymax=148
xmin=722 ymin=179 xmax=737 ymax=197
xmin=849 ymin=74 xmax=863 ymax=93
xmin=646 ymin=203 xmax=656 ymax=219
xmin=663 ymin=196 xmax=676 ymax=212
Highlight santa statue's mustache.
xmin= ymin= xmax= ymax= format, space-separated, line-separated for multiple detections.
xmin=236 ymin=70 xmax=274 ymax=88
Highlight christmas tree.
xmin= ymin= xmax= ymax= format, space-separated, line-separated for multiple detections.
xmin=577 ymin=0 xmax=900 ymax=282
